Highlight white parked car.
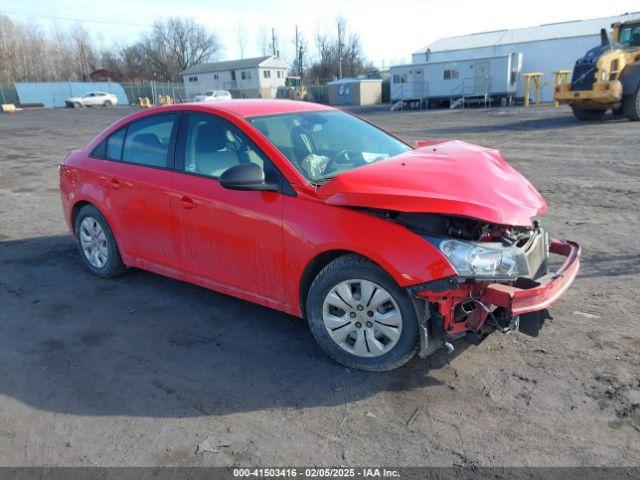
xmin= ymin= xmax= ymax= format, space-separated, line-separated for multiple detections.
xmin=66 ymin=91 xmax=118 ymax=108
xmin=193 ymin=90 xmax=232 ymax=102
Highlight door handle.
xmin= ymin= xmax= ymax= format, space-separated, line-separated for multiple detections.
xmin=110 ymin=178 xmax=122 ymax=190
xmin=181 ymin=196 xmax=196 ymax=209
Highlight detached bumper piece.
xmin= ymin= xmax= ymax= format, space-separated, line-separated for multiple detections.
xmin=484 ymin=239 xmax=580 ymax=316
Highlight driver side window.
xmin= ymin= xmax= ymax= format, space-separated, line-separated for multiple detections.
xmin=181 ymin=112 xmax=266 ymax=179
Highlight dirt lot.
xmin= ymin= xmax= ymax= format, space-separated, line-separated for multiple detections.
xmin=0 ymin=105 xmax=638 ymax=467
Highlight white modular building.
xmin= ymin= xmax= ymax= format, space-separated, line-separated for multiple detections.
xmin=391 ymin=53 xmax=522 ymax=108
xmin=181 ymin=56 xmax=288 ymax=99
xmin=390 ymin=11 xmax=640 ymax=106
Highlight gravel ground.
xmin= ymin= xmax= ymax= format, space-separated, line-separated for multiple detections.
xmin=0 ymin=105 xmax=638 ymax=467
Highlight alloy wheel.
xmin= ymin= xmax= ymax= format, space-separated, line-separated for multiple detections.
xmin=79 ymin=217 xmax=109 ymax=269
xmin=322 ymin=279 xmax=403 ymax=357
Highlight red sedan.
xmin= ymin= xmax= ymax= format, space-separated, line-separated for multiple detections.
xmin=59 ymin=100 xmax=580 ymax=371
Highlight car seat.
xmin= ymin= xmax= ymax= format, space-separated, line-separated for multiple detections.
xmin=194 ymin=122 xmax=241 ymax=177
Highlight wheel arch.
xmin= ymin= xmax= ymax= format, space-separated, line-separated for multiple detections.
xmin=298 ymin=249 xmax=397 ymax=318
xmin=620 ymin=63 xmax=640 ymax=96
xmin=70 ymin=200 xmax=93 ymax=234
xmin=70 ymin=200 xmax=120 ymax=246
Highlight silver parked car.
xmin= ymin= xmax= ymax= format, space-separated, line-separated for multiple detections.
xmin=192 ymin=90 xmax=232 ymax=102
xmin=66 ymin=91 xmax=118 ymax=108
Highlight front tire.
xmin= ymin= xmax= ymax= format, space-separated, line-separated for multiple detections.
xmin=572 ymin=107 xmax=606 ymax=121
xmin=306 ymin=255 xmax=418 ymax=371
xmin=623 ymin=89 xmax=640 ymax=121
xmin=74 ymin=204 xmax=126 ymax=278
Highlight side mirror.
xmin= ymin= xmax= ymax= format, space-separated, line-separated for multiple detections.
xmin=219 ymin=163 xmax=278 ymax=192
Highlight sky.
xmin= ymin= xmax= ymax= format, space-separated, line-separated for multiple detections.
xmin=2 ymin=0 xmax=640 ymax=68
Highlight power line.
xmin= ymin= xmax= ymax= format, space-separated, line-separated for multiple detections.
xmin=0 ymin=8 xmax=256 ymax=31
xmin=0 ymin=8 xmax=154 ymax=27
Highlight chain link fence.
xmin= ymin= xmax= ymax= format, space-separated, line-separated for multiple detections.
xmin=0 ymin=85 xmax=19 ymax=105
xmin=1 ymin=80 xmax=338 ymax=107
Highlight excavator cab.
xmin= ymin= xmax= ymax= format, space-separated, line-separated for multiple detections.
xmin=616 ymin=22 xmax=640 ymax=47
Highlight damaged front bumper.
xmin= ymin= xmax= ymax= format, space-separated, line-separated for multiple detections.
xmin=484 ymin=239 xmax=580 ymax=315
xmin=408 ymin=238 xmax=581 ymax=357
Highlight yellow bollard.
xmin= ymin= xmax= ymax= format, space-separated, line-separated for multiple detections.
xmin=138 ymin=97 xmax=153 ymax=108
xmin=553 ymin=70 xmax=571 ymax=106
xmin=522 ymin=73 xmax=544 ymax=107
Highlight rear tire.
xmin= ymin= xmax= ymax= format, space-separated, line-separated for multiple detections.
xmin=74 ymin=204 xmax=126 ymax=278
xmin=103 ymin=99 xmax=113 ymax=107
xmin=623 ymin=89 xmax=640 ymax=121
xmin=572 ymin=107 xmax=606 ymax=121
xmin=306 ymin=254 xmax=419 ymax=371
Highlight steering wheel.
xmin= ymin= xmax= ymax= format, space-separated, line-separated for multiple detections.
xmin=324 ymin=150 xmax=351 ymax=175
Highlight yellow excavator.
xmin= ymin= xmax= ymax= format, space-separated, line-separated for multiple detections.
xmin=554 ymin=19 xmax=640 ymax=120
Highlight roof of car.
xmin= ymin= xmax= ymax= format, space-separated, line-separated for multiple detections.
xmin=187 ymin=99 xmax=335 ymax=118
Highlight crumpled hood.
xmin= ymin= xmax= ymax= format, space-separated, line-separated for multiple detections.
xmin=316 ymin=140 xmax=546 ymax=226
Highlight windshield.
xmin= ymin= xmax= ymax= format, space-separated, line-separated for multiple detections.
xmin=618 ymin=23 xmax=640 ymax=47
xmin=248 ymin=110 xmax=411 ymax=182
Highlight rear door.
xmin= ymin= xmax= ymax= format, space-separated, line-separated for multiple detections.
xmin=92 ymin=112 xmax=180 ymax=270
xmin=170 ymin=111 xmax=286 ymax=305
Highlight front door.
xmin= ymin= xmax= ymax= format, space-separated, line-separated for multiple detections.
xmin=170 ymin=111 xmax=286 ymax=306
xmin=474 ymin=61 xmax=490 ymax=94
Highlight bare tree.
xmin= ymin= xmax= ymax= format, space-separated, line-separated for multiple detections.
xmin=237 ymin=22 xmax=247 ymax=59
xmin=139 ymin=17 xmax=221 ymax=82
xmin=71 ymin=25 xmax=97 ymax=81
xmin=307 ymin=17 xmax=374 ymax=83
xmin=257 ymin=25 xmax=269 ymax=56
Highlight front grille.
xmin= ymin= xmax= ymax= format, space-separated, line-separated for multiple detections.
xmin=571 ymin=63 xmax=597 ymax=91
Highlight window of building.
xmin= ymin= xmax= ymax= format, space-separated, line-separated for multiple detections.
xmin=213 ymin=73 xmax=219 ymax=80
xmin=263 ymin=70 xmax=271 ymax=79
xmin=443 ymin=69 xmax=459 ymax=80
xmin=121 ymin=114 xmax=177 ymax=168
xmin=277 ymin=70 xmax=282 ymax=78
xmin=188 ymin=76 xmax=198 ymax=82
xmin=241 ymin=71 xmax=247 ymax=80
xmin=392 ymin=73 xmax=407 ymax=83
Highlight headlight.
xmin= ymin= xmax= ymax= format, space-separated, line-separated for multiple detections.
xmin=438 ymin=239 xmax=520 ymax=279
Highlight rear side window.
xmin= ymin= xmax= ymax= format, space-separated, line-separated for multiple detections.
xmin=122 ymin=114 xmax=177 ymax=167
xmin=106 ymin=128 xmax=126 ymax=160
